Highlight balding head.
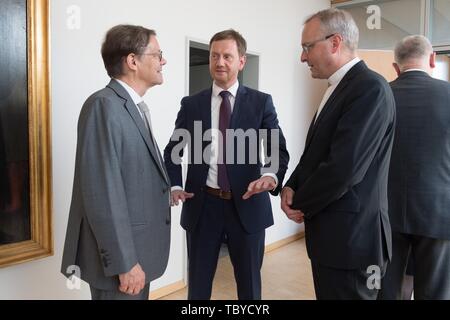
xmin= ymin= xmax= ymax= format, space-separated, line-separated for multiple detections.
xmin=394 ymin=35 xmax=435 ymax=75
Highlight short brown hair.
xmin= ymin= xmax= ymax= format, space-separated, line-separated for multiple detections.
xmin=101 ymin=24 xmax=156 ymax=78
xmin=209 ymin=29 xmax=247 ymax=57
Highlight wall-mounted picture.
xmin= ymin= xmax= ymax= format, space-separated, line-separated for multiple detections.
xmin=0 ymin=0 xmax=52 ymax=268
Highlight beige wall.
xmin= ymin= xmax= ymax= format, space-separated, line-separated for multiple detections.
xmin=358 ymin=50 xmax=397 ymax=82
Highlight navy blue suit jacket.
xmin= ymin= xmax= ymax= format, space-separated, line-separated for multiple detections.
xmin=164 ymin=85 xmax=289 ymax=234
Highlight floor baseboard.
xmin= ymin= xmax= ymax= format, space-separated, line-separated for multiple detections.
xmin=150 ymin=280 xmax=186 ymax=300
xmin=265 ymin=231 xmax=305 ymax=254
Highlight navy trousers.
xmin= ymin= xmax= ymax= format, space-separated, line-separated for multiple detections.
xmin=187 ymin=192 xmax=265 ymax=300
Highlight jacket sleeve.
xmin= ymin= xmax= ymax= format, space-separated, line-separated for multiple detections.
xmin=77 ymin=97 xmax=138 ymax=277
xmin=284 ymin=161 xmax=302 ymax=192
xmin=163 ymin=98 xmax=188 ymax=188
xmin=260 ymin=94 xmax=290 ymax=196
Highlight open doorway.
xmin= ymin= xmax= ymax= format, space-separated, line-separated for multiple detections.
xmin=189 ymin=40 xmax=260 ymax=95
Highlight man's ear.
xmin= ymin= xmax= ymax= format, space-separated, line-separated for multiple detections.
xmin=331 ymin=34 xmax=343 ymax=54
xmin=125 ymin=53 xmax=138 ymax=72
xmin=393 ymin=62 xmax=401 ymax=77
xmin=239 ymin=54 xmax=247 ymax=71
xmin=429 ymin=52 xmax=436 ymax=69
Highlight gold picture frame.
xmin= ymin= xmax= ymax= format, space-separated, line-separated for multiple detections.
xmin=0 ymin=0 xmax=52 ymax=268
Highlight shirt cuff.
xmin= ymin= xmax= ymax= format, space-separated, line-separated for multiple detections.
xmin=262 ymin=173 xmax=278 ymax=191
xmin=171 ymin=186 xmax=183 ymax=192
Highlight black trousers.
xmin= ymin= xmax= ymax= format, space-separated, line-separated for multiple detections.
xmin=311 ymin=262 xmax=385 ymax=300
xmin=187 ymin=192 xmax=265 ymax=300
xmin=90 ymin=283 xmax=150 ymax=300
xmin=379 ymin=232 xmax=450 ymax=300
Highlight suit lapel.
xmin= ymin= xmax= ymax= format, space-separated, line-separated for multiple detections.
xmin=303 ymin=61 xmax=368 ymax=155
xmin=230 ymin=85 xmax=247 ymax=129
xmin=200 ymin=88 xmax=212 ymax=131
xmin=200 ymin=88 xmax=213 ymax=164
xmin=304 ymin=112 xmax=316 ymax=152
xmin=107 ymin=79 xmax=169 ymax=185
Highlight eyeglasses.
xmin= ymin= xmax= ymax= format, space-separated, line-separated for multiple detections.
xmin=138 ymin=50 xmax=163 ymax=62
xmin=301 ymin=34 xmax=336 ymax=54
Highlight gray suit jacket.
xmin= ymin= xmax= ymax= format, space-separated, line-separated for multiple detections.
xmin=61 ymin=79 xmax=171 ymax=290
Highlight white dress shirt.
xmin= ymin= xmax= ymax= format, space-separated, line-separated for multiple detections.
xmin=315 ymin=57 xmax=361 ymax=123
xmin=172 ymin=80 xmax=278 ymax=191
xmin=404 ymin=68 xmax=427 ymax=73
xmin=115 ymin=78 xmax=160 ymax=152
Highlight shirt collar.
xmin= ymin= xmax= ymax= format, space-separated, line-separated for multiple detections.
xmin=328 ymin=57 xmax=361 ymax=86
xmin=212 ymin=80 xmax=239 ymax=98
xmin=404 ymin=68 xmax=428 ymax=73
xmin=114 ymin=78 xmax=144 ymax=105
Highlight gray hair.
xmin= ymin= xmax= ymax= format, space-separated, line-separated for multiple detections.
xmin=305 ymin=8 xmax=359 ymax=52
xmin=394 ymin=35 xmax=433 ymax=66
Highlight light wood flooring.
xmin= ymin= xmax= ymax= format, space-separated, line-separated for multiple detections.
xmin=160 ymin=237 xmax=315 ymax=300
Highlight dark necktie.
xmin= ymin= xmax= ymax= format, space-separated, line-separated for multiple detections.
xmin=218 ymin=91 xmax=232 ymax=192
xmin=137 ymin=102 xmax=166 ymax=177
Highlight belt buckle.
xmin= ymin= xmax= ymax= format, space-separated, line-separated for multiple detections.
xmin=219 ymin=189 xmax=231 ymax=200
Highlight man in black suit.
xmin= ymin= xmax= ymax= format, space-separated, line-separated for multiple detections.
xmin=281 ymin=8 xmax=395 ymax=300
xmin=164 ymin=29 xmax=289 ymax=300
xmin=379 ymin=35 xmax=450 ymax=300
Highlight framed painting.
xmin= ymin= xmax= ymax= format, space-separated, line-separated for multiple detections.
xmin=0 ymin=0 xmax=52 ymax=268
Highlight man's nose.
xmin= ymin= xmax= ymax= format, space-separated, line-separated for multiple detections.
xmin=300 ymin=50 xmax=308 ymax=63
xmin=215 ymin=56 xmax=225 ymax=66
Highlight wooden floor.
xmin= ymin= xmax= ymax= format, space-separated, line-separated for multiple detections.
xmin=161 ymin=237 xmax=316 ymax=300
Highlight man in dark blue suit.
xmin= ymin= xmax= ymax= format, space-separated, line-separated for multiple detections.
xmin=164 ymin=29 xmax=289 ymax=300
xmin=281 ymin=9 xmax=395 ymax=299
xmin=379 ymin=35 xmax=450 ymax=300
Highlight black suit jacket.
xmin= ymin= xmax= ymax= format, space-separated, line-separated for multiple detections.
xmin=389 ymin=71 xmax=450 ymax=240
xmin=164 ymin=85 xmax=289 ymax=234
xmin=285 ymin=61 xmax=395 ymax=269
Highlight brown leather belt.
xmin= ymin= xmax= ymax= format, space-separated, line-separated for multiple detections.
xmin=205 ymin=186 xmax=233 ymax=200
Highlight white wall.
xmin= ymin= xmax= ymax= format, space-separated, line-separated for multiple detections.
xmin=0 ymin=0 xmax=329 ymax=299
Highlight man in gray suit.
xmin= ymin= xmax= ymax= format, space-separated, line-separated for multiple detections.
xmin=379 ymin=35 xmax=450 ymax=300
xmin=61 ymin=25 xmax=171 ymax=300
